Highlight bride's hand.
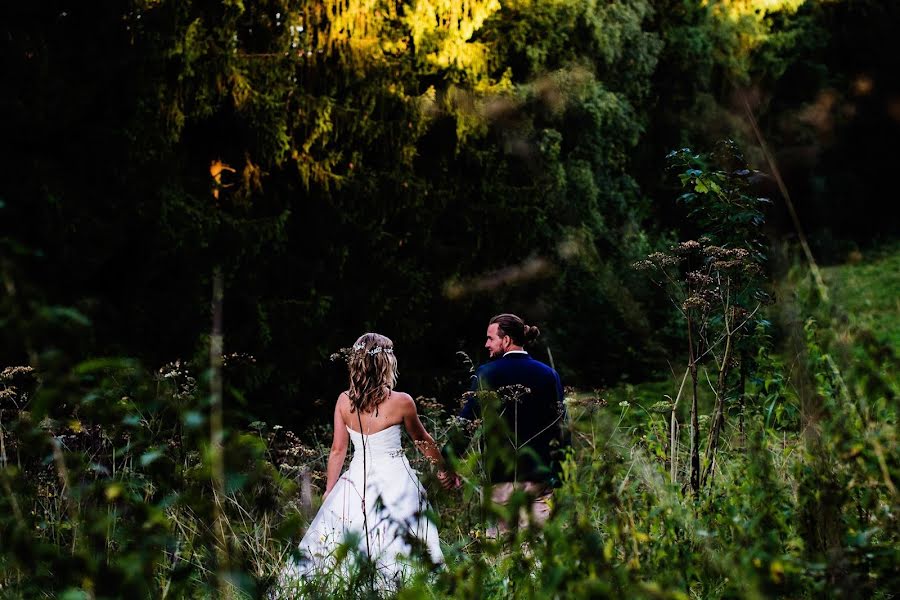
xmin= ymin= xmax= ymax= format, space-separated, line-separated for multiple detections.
xmin=437 ymin=470 xmax=459 ymax=490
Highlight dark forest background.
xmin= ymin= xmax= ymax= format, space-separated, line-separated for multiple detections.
xmin=3 ymin=0 xmax=899 ymax=428
xmin=2 ymin=2 xmax=899 ymax=598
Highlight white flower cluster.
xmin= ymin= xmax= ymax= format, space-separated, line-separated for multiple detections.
xmin=1 ymin=366 xmax=35 ymax=380
xmin=157 ymin=360 xmax=196 ymax=401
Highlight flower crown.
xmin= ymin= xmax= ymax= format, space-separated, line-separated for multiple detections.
xmin=353 ymin=343 xmax=394 ymax=355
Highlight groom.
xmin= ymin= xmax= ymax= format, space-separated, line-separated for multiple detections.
xmin=458 ymin=313 xmax=569 ymax=531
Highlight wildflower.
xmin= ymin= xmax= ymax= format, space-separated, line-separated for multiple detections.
xmin=647 ymin=252 xmax=681 ymax=267
xmin=0 ymin=386 xmax=22 ymax=409
xmin=1 ymin=366 xmax=35 ymax=380
xmin=743 ymin=263 xmax=763 ymax=276
xmin=223 ymin=352 xmax=257 ymax=366
xmin=618 ymin=400 xmax=630 ymax=408
xmin=686 ymin=270 xmax=714 ymax=287
xmin=498 ymin=384 xmax=531 ymax=402
xmin=567 ymin=395 xmax=607 ymax=410
xmin=649 ymin=401 xmax=674 ymax=413
xmin=682 ymin=295 xmax=710 ymax=312
xmin=672 ymin=240 xmax=701 ymax=255
xmin=416 ymin=397 xmax=443 ymax=411
xmin=465 ymin=418 xmax=483 ymax=432
xmin=329 ymin=347 xmax=354 ymax=363
xmin=712 ymin=259 xmax=743 ymax=270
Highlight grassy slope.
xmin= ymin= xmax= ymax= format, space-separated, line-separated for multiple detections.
xmin=820 ymin=244 xmax=900 ymax=355
xmin=599 ymin=244 xmax=900 ymax=405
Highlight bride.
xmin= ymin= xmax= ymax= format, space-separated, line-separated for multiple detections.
xmin=283 ymin=333 xmax=453 ymax=589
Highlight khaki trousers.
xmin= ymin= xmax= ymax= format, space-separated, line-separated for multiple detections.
xmin=486 ymin=481 xmax=552 ymax=537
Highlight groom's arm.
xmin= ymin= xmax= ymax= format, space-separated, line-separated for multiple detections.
xmin=458 ymin=387 xmax=480 ymax=421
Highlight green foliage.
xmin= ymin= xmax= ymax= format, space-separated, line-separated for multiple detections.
xmin=0 ymin=354 xmax=301 ymax=598
xmin=2 ymin=246 xmax=899 ymax=597
xmin=2 ymin=1 xmax=899 ymax=596
xmin=9 ymin=0 xmax=888 ymax=415
xmin=634 ymin=140 xmax=773 ymax=492
xmin=2 ymin=0 xmax=673 ymax=409
xmin=781 ymin=246 xmax=900 ymax=595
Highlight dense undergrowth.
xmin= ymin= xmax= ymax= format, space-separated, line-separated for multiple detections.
xmin=1 ymin=256 xmax=897 ymax=599
xmin=1 ymin=150 xmax=897 ymax=598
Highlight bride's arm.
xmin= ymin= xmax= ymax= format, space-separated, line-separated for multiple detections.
xmin=399 ymin=394 xmax=443 ymax=465
xmin=400 ymin=394 xmax=457 ymax=488
xmin=323 ymin=394 xmax=350 ymax=500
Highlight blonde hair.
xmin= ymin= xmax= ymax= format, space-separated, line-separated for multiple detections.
xmin=347 ymin=333 xmax=398 ymax=414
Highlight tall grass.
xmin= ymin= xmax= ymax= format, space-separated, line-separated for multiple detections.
xmin=1 ymin=248 xmax=898 ymax=598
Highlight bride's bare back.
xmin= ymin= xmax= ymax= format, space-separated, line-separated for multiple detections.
xmin=339 ymin=389 xmax=410 ymax=435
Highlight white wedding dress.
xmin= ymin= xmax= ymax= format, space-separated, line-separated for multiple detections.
xmin=284 ymin=424 xmax=443 ymax=587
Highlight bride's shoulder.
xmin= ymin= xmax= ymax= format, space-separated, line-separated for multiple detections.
xmin=387 ymin=391 xmax=417 ymax=416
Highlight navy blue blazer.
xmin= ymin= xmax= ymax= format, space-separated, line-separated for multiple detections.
xmin=459 ymin=352 xmax=568 ymax=484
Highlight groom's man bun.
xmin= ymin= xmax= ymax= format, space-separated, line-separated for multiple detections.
xmin=490 ymin=313 xmax=540 ymax=346
xmin=523 ymin=324 xmax=540 ymax=344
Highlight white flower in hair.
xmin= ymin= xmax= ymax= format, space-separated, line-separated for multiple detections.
xmin=352 ymin=342 xmax=393 ymax=355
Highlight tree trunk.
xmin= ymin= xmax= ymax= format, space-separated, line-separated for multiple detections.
xmin=209 ymin=266 xmax=231 ymax=600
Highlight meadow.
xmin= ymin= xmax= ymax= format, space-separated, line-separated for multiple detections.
xmin=1 ymin=244 xmax=896 ymax=599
